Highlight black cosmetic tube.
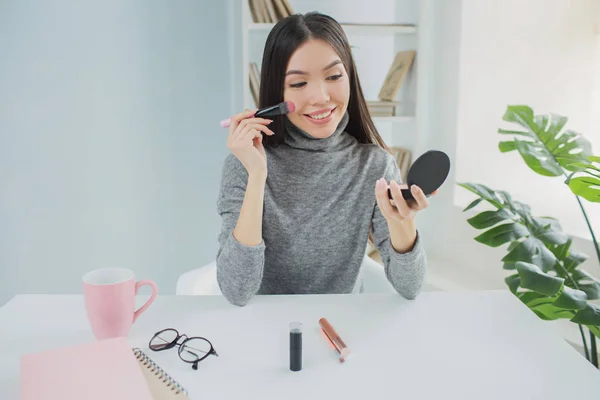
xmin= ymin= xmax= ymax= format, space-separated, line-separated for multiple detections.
xmin=289 ymin=322 xmax=302 ymax=371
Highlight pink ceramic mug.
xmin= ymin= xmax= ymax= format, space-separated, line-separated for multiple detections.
xmin=82 ymin=268 xmax=158 ymax=340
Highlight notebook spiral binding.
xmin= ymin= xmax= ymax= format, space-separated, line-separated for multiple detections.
xmin=132 ymin=348 xmax=188 ymax=396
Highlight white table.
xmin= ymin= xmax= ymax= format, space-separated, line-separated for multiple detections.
xmin=1 ymin=290 xmax=599 ymax=399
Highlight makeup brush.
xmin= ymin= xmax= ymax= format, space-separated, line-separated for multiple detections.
xmin=220 ymin=101 xmax=295 ymax=128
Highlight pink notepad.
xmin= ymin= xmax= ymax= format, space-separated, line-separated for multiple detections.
xmin=21 ymin=336 xmax=154 ymax=400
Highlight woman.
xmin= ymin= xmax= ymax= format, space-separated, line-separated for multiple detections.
xmin=216 ymin=11 xmax=435 ymax=306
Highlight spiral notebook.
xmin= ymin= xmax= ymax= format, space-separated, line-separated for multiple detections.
xmin=21 ymin=337 xmax=189 ymax=400
xmin=133 ymin=348 xmax=190 ymax=399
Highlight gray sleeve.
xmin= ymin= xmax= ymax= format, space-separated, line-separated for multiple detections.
xmin=215 ymin=155 xmax=265 ymax=306
xmin=370 ymin=154 xmax=427 ymax=300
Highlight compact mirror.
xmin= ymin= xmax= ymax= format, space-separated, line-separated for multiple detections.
xmin=387 ymin=150 xmax=451 ymax=202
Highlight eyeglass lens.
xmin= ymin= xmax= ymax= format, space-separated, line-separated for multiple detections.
xmin=150 ymin=329 xmax=178 ymax=351
xmin=179 ymin=338 xmax=212 ymax=362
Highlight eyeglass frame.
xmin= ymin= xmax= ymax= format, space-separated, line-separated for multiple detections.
xmin=149 ymin=328 xmax=218 ymax=370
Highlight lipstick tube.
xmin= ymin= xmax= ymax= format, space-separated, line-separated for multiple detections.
xmin=319 ymin=318 xmax=350 ymax=358
xmin=320 ymin=327 xmax=346 ymax=363
xmin=289 ymin=322 xmax=302 ymax=371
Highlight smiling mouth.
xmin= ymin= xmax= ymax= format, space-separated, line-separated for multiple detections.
xmin=305 ymin=107 xmax=336 ymax=120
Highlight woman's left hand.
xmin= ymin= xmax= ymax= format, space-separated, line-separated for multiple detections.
xmin=375 ymin=178 xmax=438 ymax=225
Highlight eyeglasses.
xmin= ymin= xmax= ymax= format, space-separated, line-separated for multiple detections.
xmin=149 ymin=328 xmax=218 ymax=370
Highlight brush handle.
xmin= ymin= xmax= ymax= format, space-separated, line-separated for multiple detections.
xmin=220 ymin=101 xmax=290 ymax=128
xmin=220 ymin=111 xmax=259 ymax=128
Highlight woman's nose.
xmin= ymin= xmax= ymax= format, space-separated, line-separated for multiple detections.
xmin=308 ymin=82 xmax=330 ymax=104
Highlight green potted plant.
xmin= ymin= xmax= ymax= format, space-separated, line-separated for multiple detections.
xmin=458 ymin=105 xmax=600 ymax=367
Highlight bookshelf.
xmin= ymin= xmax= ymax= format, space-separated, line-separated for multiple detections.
xmin=234 ymin=0 xmax=434 ymax=152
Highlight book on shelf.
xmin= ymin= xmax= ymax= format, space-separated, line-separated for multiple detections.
xmin=263 ymin=0 xmax=277 ymax=22
xmin=249 ymin=62 xmax=261 ymax=107
xmin=249 ymin=0 xmax=265 ymax=23
xmin=249 ymin=0 xmax=294 ymax=23
xmin=367 ymin=100 xmax=401 ymax=117
xmin=275 ymin=0 xmax=293 ymax=19
xmin=378 ymin=50 xmax=416 ymax=102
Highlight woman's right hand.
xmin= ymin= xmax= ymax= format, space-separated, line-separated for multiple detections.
xmin=227 ymin=109 xmax=275 ymax=176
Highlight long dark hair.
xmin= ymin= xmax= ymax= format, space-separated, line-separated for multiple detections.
xmin=259 ymin=12 xmax=388 ymax=150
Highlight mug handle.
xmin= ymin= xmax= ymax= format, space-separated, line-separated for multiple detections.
xmin=133 ymin=280 xmax=158 ymax=323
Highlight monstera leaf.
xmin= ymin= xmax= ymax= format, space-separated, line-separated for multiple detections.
xmin=498 ymin=105 xmax=592 ymax=176
xmin=459 ymin=182 xmax=600 ymax=339
xmin=549 ymin=238 xmax=600 ymax=300
xmin=459 ymin=183 xmax=567 ymax=272
xmin=566 ymin=156 xmax=600 ymax=203
xmin=509 ymin=262 xmax=600 ymax=330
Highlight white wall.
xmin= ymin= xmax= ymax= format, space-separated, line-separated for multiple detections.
xmin=0 ymin=0 xmax=232 ymax=306
xmin=410 ymin=0 xmax=463 ymax=259
xmin=454 ymin=0 xmax=600 ymax=241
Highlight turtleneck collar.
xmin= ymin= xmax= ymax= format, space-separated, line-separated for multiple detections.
xmin=283 ymin=111 xmax=353 ymax=152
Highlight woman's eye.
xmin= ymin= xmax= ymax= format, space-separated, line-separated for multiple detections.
xmin=289 ymin=74 xmax=341 ymax=88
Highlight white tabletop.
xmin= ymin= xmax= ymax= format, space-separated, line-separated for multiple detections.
xmin=1 ymin=290 xmax=599 ymax=399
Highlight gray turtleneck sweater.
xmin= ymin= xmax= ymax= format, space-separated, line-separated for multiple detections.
xmin=216 ymin=112 xmax=427 ymax=306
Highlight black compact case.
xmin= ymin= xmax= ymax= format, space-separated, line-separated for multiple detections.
xmin=387 ymin=150 xmax=450 ymax=201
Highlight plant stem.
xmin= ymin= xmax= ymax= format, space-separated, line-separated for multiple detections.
xmin=575 ymin=191 xmax=600 ymax=368
xmin=554 ymin=260 xmax=592 ymax=361
xmin=570 ymin=187 xmax=600 ymax=367
xmin=590 ymin=329 xmax=598 ymax=367
xmin=573 ymin=195 xmax=600 ymax=267
xmin=558 ymin=170 xmax=600 ymax=362
xmin=581 ymin=326 xmax=591 ymax=361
